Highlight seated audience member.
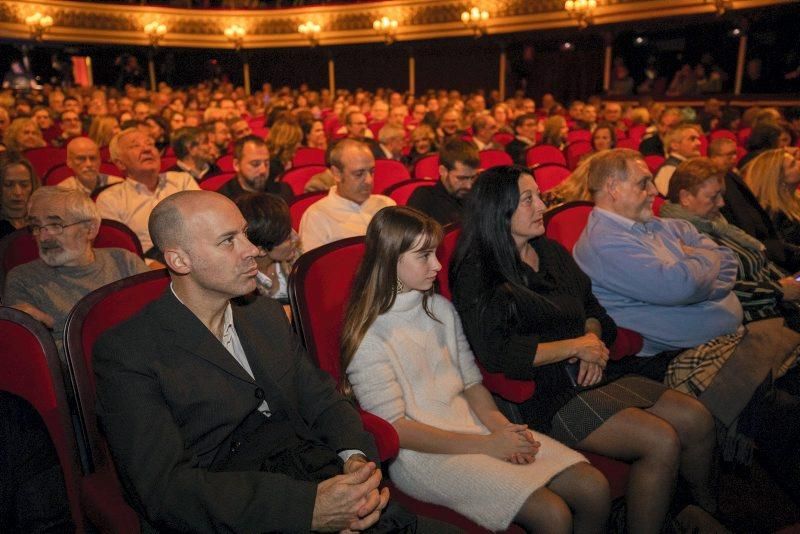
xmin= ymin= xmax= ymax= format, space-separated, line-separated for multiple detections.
xmin=540 ymin=116 xmax=568 ymax=150
xmin=661 ymin=158 xmax=800 ymax=330
xmin=145 ymin=115 xmax=170 ymax=153
xmin=579 ymin=123 xmax=617 ymax=165
xmin=0 ymin=391 xmax=73 ymax=533
xmin=235 ymin=193 xmax=299 ymax=301
xmin=301 ymin=119 xmax=328 ymax=150
xmin=436 ymin=107 xmax=464 ymax=145
xmin=542 ymin=154 xmax=596 ymax=207
xmin=343 ymin=206 xmax=610 ymax=533
xmin=337 ymin=111 xmax=383 ymax=160
xmin=57 ymin=137 xmax=122 ymax=195
xmin=370 ymin=100 xmax=389 ymax=124
xmin=267 ymin=119 xmax=303 ymax=180
xmin=1 ymin=153 xmax=39 ymax=239
xmin=377 ymin=124 xmax=405 ymax=161
xmin=401 ymin=124 xmax=437 ymax=171
xmin=573 ymin=150 xmax=800 ymax=493
xmin=653 ymin=124 xmax=702 ymax=196
xmin=744 ymin=148 xmax=800 ymax=247
xmin=97 ymin=128 xmax=199 ymax=257
xmin=710 ymin=138 xmax=800 ymax=272
xmin=51 ymin=110 xmax=83 ymax=148
xmin=575 ymin=104 xmax=597 ymax=132
xmin=407 ymin=139 xmax=479 ymax=226
xmin=94 ymin=190 xmax=446 ymax=533
xmin=451 ymin=165 xmax=717 ymax=533
xmin=738 ymin=122 xmax=783 ymax=170
xmin=3 ymin=117 xmax=47 ymax=152
xmin=505 ymin=113 xmax=537 ymax=166
xmin=387 ymin=106 xmax=409 ymax=131
xmin=168 ymin=112 xmax=186 ymax=133
xmin=470 ymin=115 xmax=501 ymax=151
xmin=207 ymin=118 xmax=232 ymax=157
xmin=228 ymin=116 xmax=252 ymax=141
xmin=218 ymin=135 xmax=293 ymax=204
xmin=167 ymin=127 xmax=222 ymax=182
xmin=299 ymin=139 xmax=395 ymax=252
xmin=4 ymin=187 xmax=147 ymax=352
xmin=33 ymin=106 xmax=59 ymax=144
xmin=492 ymin=103 xmax=513 ymax=134
xmin=601 ymin=102 xmax=626 ymax=134
xmin=639 ymin=108 xmax=681 ymax=157
xmin=88 ymin=115 xmax=120 ymax=148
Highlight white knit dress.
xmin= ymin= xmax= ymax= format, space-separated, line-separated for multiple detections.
xmin=347 ymin=291 xmax=587 ymax=531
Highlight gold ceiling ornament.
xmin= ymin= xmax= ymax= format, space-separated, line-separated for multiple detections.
xmin=25 ymin=11 xmax=53 ymax=41
xmin=564 ymin=0 xmax=597 ymax=29
xmin=143 ymin=20 xmax=167 ymax=47
xmin=298 ymin=20 xmax=321 ymax=46
xmin=461 ymin=6 xmax=489 ymax=38
xmin=224 ymin=23 xmax=246 ymax=49
xmin=373 ymin=16 xmax=398 ymax=45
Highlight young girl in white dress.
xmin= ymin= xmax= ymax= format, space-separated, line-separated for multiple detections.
xmin=341 ymin=206 xmax=611 ymax=533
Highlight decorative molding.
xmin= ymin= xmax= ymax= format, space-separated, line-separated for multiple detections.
xmin=0 ymin=0 xmax=793 ymax=49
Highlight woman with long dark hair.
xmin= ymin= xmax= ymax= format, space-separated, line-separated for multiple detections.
xmin=342 ymin=206 xmax=610 ymax=533
xmin=450 ymin=165 xmax=717 ymax=533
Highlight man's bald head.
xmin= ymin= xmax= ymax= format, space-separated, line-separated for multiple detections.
xmin=67 ymin=136 xmax=99 ymax=156
xmin=149 ymin=190 xmax=238 ymax=252
xmin=66 ymin=136 xmax=102 ymax=189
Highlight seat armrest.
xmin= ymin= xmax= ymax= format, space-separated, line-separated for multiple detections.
xmin=358 ymin=408 xmax=399 ymax=462
xmin=477 ymin=364 xmax=536 ymax=403
xmin=609 ymin=328 xmax=644 ymax=360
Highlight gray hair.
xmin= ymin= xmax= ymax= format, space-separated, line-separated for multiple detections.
xmin=108 ymin=127 xmax=142 ymax=163
xmin=28 ymin=186 xmax=100 ymax=225
xmin=378 ymin=124 xmax=405 ymax=145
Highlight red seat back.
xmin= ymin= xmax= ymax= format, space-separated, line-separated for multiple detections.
xmin=413 ymin=153 xmax=440 ymax=180
xmin=43 ymin=163 xmax=76 ymax=186
xmin=643 ymin=155 xmax=665 ymax=174
xmin=289 ymin=191 xmax=325 ymax=231
xmin=0 ymin=220 xmax=143 ymax=293
xmin=282 ymin=165 xmax=328 ymax=195
xmin=698 ymin=134 xmax=708 ymax=157
xmin=158 ymin=155 xmax=177 ymax=172
xmin=627 ymin=125 xmax=648 ymax=143
xmin=384 ymin=179 xmax=436 ymax=206
xmin=292 ymin=147 xmax=326 ymax=168
xmin=479 ymin=149 xmax=513 ymax=170
xmin=564 ymin=140 xmax=592 ymax=170
xmin=567 ymin=129 xmax=592 ymax=143
xmin=368 ymin=120 xmax=386 ymax=140
xmin=492 ymin=132 xmax=514 ymax=146
xmin=615 ymin=138 xmax=640 ymax=150
xmin=709 ymin=129 xmax=737 ymax=143
xmin=737 ymin=127 xmax=751 ymax=147
xmin=289 ymin=237 xmax=365 ymax=381
xmin=24 ymin=146 xmax=67 ymax=179
xmin=652 ymin=195 xmax=666 ymax=216
xmin=100 ymin=161 xmax=123 ymax=177
xmin=435 ymin=225 xmax=461 ymax=300
xmin=543 ymin=200 xmax=594 ymax=253
xmin=216 ymin=154 xmax=236 ymax=173
xmin=0 ymin=307 xmax=85 ymax=531
xmin=532 ymin=163 xmax=571 ymax=193
xmin=526 ymin=145 xmax=567 ymax=167
xmin=198 ymin=172 xmax=236 ymax=192
xmin=374 ymin=159 xmax=411 ymax=194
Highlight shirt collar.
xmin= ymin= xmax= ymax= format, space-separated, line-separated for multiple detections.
xmin=594 ymin=206 xmax=658 ymax=234
xmin=170 ymin=282 xmax=234 ymax=336
xmin=328 ymin=185 xmax=369 ymax=211
xmin=126 ymin=173 xmax=166 ymax=194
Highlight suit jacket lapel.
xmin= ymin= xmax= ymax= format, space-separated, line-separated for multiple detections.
xmin=231 ymin=301 xmax=280 ymax=389
xmin=153 ymin=290 xmax=256 ymax=385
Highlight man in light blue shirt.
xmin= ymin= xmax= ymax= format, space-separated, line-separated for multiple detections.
xmin=573 ymin=149 xmax=742 ymax=356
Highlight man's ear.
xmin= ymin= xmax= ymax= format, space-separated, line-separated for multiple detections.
xmin=163 ymin=247 xmax=191 ymax=274
xmin=330 ymin=165 xmax=342 ymax=185
xmin=85 ymin=219 xmax=100 ymax=241
xmin=438 ymin=164 xmax=448 ymax=181
xmin=678 ymin=188 xmax=692 ymax=207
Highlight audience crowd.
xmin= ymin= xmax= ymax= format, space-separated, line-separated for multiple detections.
xmin=2 ymin=76 xmax=800 ymax=533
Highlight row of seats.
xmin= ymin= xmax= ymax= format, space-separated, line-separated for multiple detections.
xmin=0 ymin=198 xmax=641 ymax=532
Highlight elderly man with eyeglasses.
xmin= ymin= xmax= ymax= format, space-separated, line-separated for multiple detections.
xmin=3 ymin=186 xmax=147 ymax=353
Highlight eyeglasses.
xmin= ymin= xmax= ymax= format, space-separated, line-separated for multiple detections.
xmin=28 ymin=220 xmax=90 ymax=236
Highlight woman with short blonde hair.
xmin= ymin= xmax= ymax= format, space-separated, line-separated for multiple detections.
xmin=744 ymin=148 xmax=800 ymax=245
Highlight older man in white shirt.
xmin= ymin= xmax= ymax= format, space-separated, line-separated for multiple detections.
xmin=299 ymin=139 xmax=395 ymax=252
xmin=57 ymin=137 xmax=123 ymax=195
xmin=96 ymin=128 xmax=199 ymax=256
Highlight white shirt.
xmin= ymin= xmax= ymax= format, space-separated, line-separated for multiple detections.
xmin=653 ymin=153 xmax=687 ymax=197
xmin=96 ymin=171 xmax=199 ymax=253
xmin=299 ymin=186 xmax=395 ymax=252
xmin=57 ymin=174 xmax=123 ymax=196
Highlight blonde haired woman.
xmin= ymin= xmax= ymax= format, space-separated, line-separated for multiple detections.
xmin=542 ymin=153 xmax=597 ymax=207
xmin=541 ymin=116 xmax=568 ymax=150
xmin=342 ymin=206 xmax=610 ymax=533
xmin=266 ymin=119 xmax=303 ymax=180
xmin=3 ymin=117 xmax=47 ymax=152
xmin=744 ymin=148 xmax=800 ymax=246
xmin=88 ymin=115 xmax=120 ymax=148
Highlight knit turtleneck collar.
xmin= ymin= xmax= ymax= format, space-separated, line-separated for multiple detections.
xmin=390 ymin=290 xmax=424 ymax=313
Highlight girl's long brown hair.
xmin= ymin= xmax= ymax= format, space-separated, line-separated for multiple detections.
xmin=340 ymin=206 xmax=442 ymax=396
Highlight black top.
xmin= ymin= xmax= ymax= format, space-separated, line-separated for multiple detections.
xmin=0 ymin=219 xmax=16 ymax=240
xmin=452 ymin=236 xmax=616 ymax=429
xmin=505 ymin=138 xmax=531 ymax=166
xmin=638 ymin=134 xmax=665 ymax=157
xmin=720 ymin=170 xmax=800 ymax=272
xmin=407 ymin=180 xmax=464 ymax=226
xmin=771 ymin=209 xmax=800 ymax=249
xmin=217 ymin=176 xmax=294 ymax=204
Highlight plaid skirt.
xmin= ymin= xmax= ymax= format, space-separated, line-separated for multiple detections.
xmin=549 ymin=375 xmax=668 ymax=447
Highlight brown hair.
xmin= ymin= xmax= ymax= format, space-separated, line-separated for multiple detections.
xmin=340 ymin=206 xmax=442 ymax=396
xmin=667 ymin=158 xmax=724 ymax=204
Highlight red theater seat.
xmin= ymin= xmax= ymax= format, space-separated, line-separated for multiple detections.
xmin=526 ymin=145 xmax=567 ymax=167
xmin=532 ymin=163 xmax=571 ymax=193
xmin=384 ymin=179 xmax=436 ymax=206
xmin=292 ymin=147 xmax=326 ymax=167
xmin=289 ymin=191 xmax=325 ymax=231
xmin=565 ymin=140 xmax=592 ymax=170
xmin=24 ymin=146 xmax=67 ymax=179
xmin=282 ymin=165 xmax=328 ymax=195
xmin=479 ymin=149 xmax=513 ymax=170
xmin=413 ymin=154 xmax=440 ymax=180
xmin=374 ymin=159 xmax=411 ymax=194
xmin=198 ymin=172 xmax=236 ymax=191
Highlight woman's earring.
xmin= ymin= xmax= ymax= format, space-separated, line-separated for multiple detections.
xmin=395 ymin=278 xmax=404 ymax=293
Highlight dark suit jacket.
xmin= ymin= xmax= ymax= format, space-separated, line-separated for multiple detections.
xmin=217 ymin=176 xmax=294 ymax=204
xmin=94 ymin=290 xmax=376 ymax=533
xmin=505 ymin=138 xmax=533 ymax=166
xmin=407 ymin=180 xmax=464 ymax=226
xmin=638 ymin=134 xmax=665 ymax=157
